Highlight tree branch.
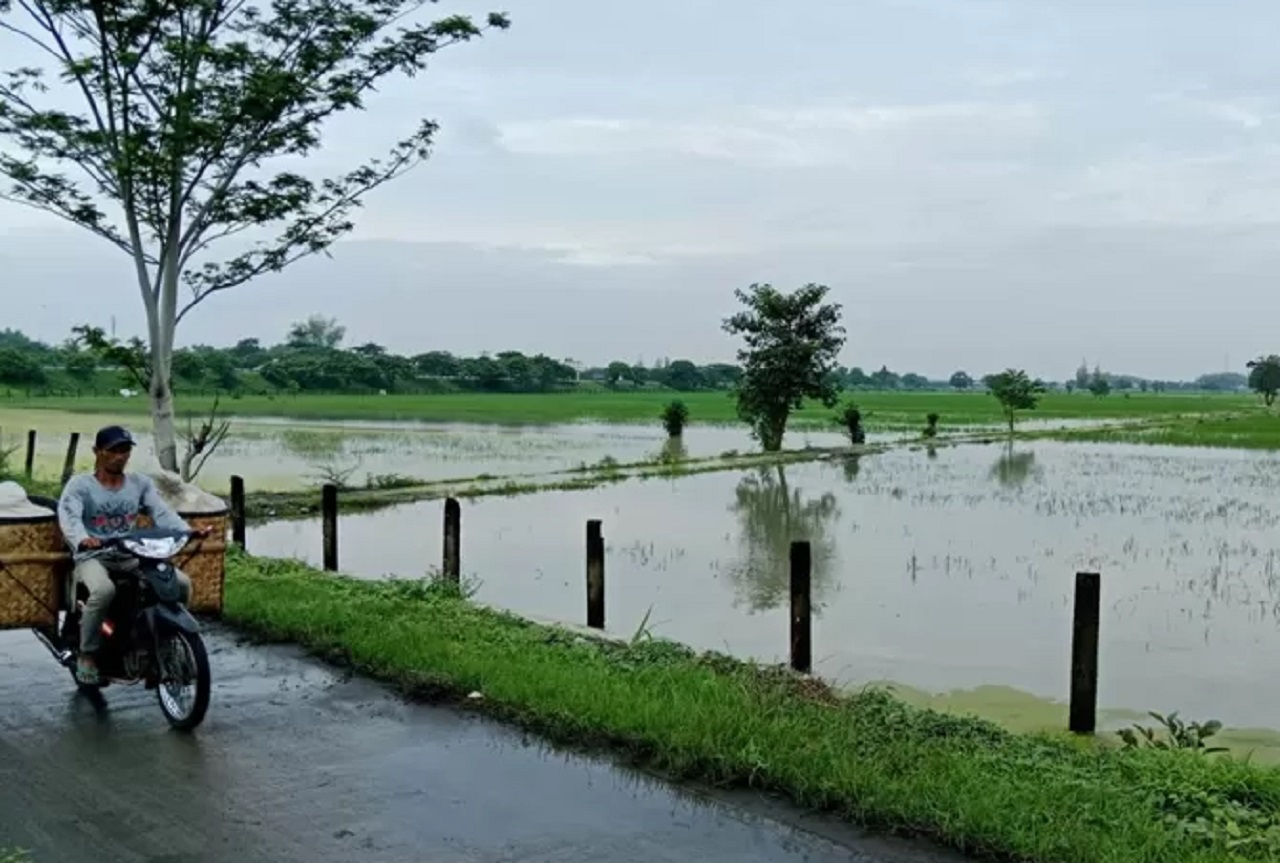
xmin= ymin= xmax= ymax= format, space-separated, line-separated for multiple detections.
xmin=175 ymin=12 xmax=503 ymax=255
xmin=20 ymin=0 xmax=117 ymax=164
xmin=175 ymin=120 xmax=433 ymax=323
xmin=0 ymin=16 xmax=63 ymax=62
xmin=0 ymin=158 xmax=150 ymax=258
xmin=2 ymin=0 xmax=511 ymax=335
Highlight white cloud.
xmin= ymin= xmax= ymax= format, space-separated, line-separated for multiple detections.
xmin=7 ymin=0 xmax=1280 ymax=380
xmin=496 ymin=101 xmax=1046 ymax=169
xmin=1052 ymin=148 xmax=1280 ymax=227
xmin=345 ymin=207 xmax=761 ymax=264
xmin=961 ymin=68 xmax=1057 ymax=88
xmin=496 ymin=116 xmax=819 ymax=167
xmin=877 ymin=0 xmax=1017 ymax=21
xmin=1154 ymin=92 xmax=1274 ymax=129
xmin=1208 ymin=102 xmax=1268 ymax=129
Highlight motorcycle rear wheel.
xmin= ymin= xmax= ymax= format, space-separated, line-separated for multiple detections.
xmin=155 ymin=630 xmax=211 ymax=731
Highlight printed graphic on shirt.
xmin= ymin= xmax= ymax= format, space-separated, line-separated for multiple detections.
xmin=88 ymin=501 xmax=142 ymax=534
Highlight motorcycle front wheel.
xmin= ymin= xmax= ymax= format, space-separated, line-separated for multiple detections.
xmin=155 ymin=630 xmax=211 ymax=731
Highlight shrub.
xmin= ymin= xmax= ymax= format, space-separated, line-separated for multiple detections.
xmin=835 ymin=402 xmax=865 ymax=445
xmin=660 ymin=400 xmax=689 ymax=437
xmin=924 ymin=412 xmax=940 ymax=438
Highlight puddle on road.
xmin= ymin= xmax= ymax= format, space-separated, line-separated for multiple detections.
xmin=248 ymin=439 xmax=1280 ymax=735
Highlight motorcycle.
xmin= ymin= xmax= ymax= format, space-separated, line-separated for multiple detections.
xmin=33 ymin=526 xmax=212 ymax=731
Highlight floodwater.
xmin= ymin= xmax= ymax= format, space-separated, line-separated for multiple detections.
xmin=249 ymin=439 xmax=1280 ymax=733
xmin=3 ymin=407 xmax=1133 ymax=492
xmin=3 ymin=409 xmax=864 ymax=491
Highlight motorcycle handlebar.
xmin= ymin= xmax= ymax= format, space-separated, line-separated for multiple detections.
xmin=90 ymin=527 xmax=198 ymax=550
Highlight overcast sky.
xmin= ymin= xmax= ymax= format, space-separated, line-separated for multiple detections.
xmin=2 ymin=0 xmax=1278 ymax=380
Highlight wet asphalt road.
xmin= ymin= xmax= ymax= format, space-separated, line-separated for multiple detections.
xmin=0 ymin=624 xmax=965 ymax=863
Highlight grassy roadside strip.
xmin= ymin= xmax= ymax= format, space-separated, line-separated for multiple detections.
xmin=224 ymin=550 xmax=1280 ymax=863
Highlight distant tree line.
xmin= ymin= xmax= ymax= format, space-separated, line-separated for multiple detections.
xmin=0 ymin=321 xmax=1271 ymax=401
xmin=0 ymin=319 xmax=582 ymax=396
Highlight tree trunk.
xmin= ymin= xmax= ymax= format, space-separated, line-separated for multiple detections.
xmin=150 ymin=238 xmax=184 ymax=474
xmin=142 ymin=308 xmax=180 ymax=472
xmin=148 ymin=291 xmax=179 ymax=473
xmin=150 ymin=375 xmax=179 ymax=473
xmin=758 ymin=412 xmax=788 ymax=452
xmin=775 ymin=463 xmax=792 ymax=535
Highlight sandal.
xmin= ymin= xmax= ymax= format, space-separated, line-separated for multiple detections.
xmin=76 ymin=660 xmax=100 ymax=686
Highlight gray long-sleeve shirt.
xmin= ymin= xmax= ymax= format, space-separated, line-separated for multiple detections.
xmin=57 ymin=473 xmax=190 ymax=561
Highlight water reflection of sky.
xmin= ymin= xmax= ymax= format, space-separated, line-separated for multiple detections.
xmin=12 ymin=409 xmax=1137 ymax=493
xmin=249 ymin=439 xmax=1280 ymax=730
xmin=13 ymin=413 xmax=868 ymax=491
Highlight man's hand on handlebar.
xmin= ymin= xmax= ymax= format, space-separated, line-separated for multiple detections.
xmin=78 ymin=537 xmax=103 ymax=550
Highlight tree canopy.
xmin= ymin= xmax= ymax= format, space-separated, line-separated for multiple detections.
xmin=0 ymin=324 xmax=1262 ymax=403
xmin=1247 ymin=355 xmax=1280 ymax=407
xmin=984 ymin=368 xmax=1047 ymax=434
xmin=0 ymin=0 xmax=509 ymax=469
xmin=723 ymin=282 xmax=846 ymax=451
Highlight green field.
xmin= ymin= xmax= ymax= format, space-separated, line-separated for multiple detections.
xmin=1047 ymin=412 xmax=1280 ymax=450
xmin=0 ymin=389 xmax=1260 ymax=429
xmin=4 ymin=390 xmax=1277 ymax=461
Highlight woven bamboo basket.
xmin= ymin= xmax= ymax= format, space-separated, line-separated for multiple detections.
xmin=0 ymin=507 xmax=70 ymax=630
xmin=137 ymin=507 xmax=229 ymax=616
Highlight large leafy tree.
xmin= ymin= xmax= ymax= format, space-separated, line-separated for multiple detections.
xmin=0 ymin=0 xmax=509 ymax=470
xmin=984 ymin=368 xmax=1047 ymax=434
xmin=722 ymin=282 xmax=846 ymax=452
xmin=0 ymin=347 xmax=47 ymax=387
xmin=1247 ymin=355 xmax=1280 ymax=407
xmin=288 ymin=314 xmax=346 ymax=350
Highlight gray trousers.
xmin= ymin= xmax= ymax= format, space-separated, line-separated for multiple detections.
xmin=74 ymin=557 xmax=192 ymax=654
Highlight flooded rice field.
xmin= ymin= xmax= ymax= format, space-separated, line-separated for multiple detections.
xmin=6 ymin=408 xmax=1132 ymax=492
xmin=6 ymin=410 xmax=865 ymax=490
xmin=248 ymin=439 xmax=1280 ymax=732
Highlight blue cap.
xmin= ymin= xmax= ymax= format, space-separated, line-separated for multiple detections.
xmin=94 ymin=425 xmax=135 ymax=450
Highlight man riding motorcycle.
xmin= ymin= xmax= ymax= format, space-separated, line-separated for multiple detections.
xmin=56 ymin=425 xmax=211 ymax=685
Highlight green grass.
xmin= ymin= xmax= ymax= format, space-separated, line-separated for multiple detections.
xmin=224 ymin=550 xmax=1280 ymax=863
xmin=6 ymin=390 xmax=1276 ymax=457
xmin=1047 ymin=412 xmax=1280 ymax=451
xmin=0 ymin=389 xmax=1259 ymax=429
